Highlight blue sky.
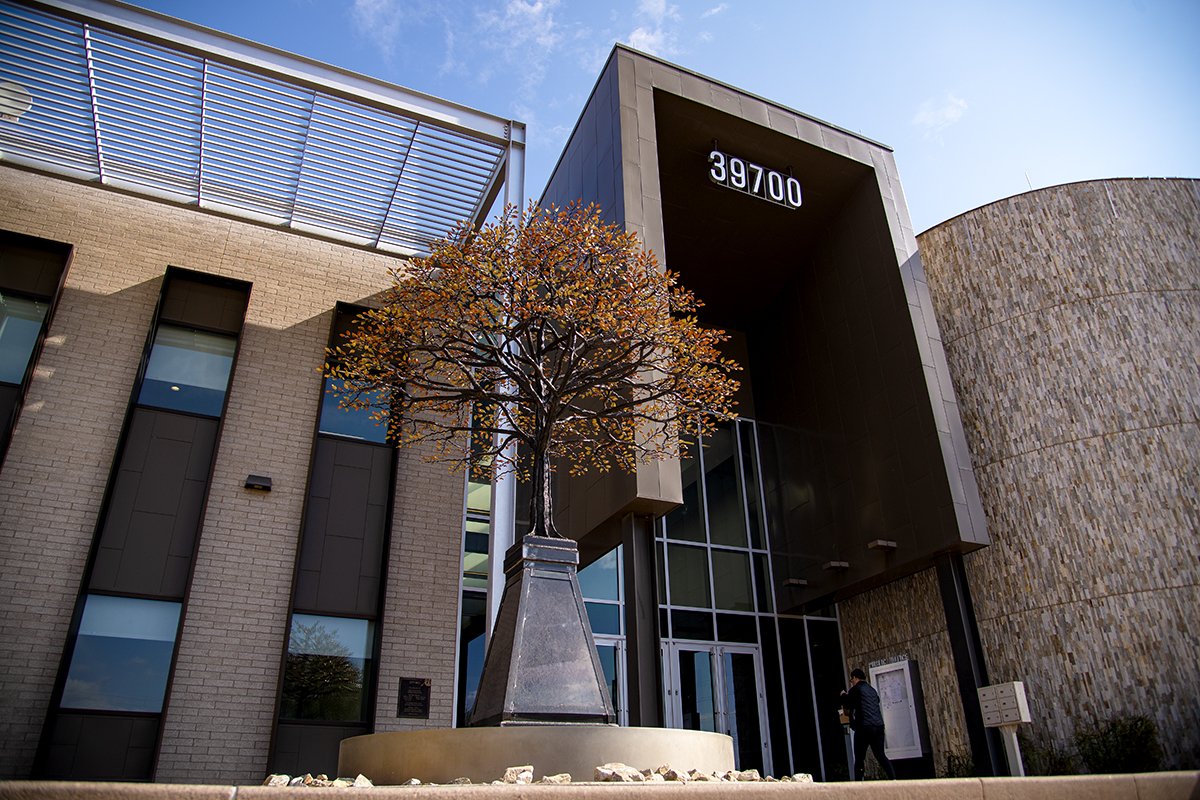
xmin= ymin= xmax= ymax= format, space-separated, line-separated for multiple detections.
xmin=130 ymin=0 xmax=1200 ymax=233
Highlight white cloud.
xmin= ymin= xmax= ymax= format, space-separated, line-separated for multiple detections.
xmin=625 ymin=0 xmax=681 ymax=56
xmin=701 ymin=3 xmax=728 ymax=18
xmin=912 ymin=93 xmax=968 ymax=141
xmin=351 ymin=0 xmax=403 ymax=60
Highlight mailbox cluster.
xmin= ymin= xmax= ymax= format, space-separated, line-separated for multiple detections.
xmin=977 ymin=681 xmax=1031 ymax=728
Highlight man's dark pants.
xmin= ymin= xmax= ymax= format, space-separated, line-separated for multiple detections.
xmin=853 ymin=724 xmax=896 ymax=780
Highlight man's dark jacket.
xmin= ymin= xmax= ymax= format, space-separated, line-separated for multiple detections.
xmin=845 ymin=681 xmax=885 ymax=731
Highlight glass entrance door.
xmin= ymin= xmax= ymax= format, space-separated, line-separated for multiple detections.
xmin=665 ymin=643 xmax=771 ymax=775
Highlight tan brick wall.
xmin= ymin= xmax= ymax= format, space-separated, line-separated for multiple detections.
xmin=919 ymin=178 xmax=1200 ymax=769
xmin=0 ymin=165 xmax=466 ymax=781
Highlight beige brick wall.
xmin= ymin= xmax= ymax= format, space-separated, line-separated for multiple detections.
xmin=919 ymin=178 xmax=1200 ymax=769
xmin=0 ymin=165 xmax=466 ymax=781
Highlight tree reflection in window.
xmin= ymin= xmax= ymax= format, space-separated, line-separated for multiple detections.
xmin=280 ymin=614 xmax=373 ymax=722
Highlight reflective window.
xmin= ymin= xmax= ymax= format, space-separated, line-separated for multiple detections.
xmin=668 ymin=543 xmax=711 ymax=608
xmin=456 ymin=591 xmax=487 ymax=725
xmin=738 ymin=420 xmax=765 ymax=549
xmin=137 ymin=325 xmax=236 ymax=416
xmin=585 ymin=601 xmax=621 ymax=635
xmin=712 ymin=549 xmax=753 ymax=612
xmin=319 ymin=378 xmax=389 ymax=443
xmin=0 ymin=293 xmax=47 ymax=384
xmin=280 ymin=614 xmax=374 ymax=722
xmin=705 ymin=423 xmax=748 ymax=548
xmin=60 ymin=595 xmax=180 ymax=712
xmin=595 ymin=643 xmax=619 ymax=716
xmin=578 ymin=547 xmax=620 ymax=601
xmin=462 ymin=518 xmax=489 ymax=590
xmin=663 ymin=434 xmax=705 ymax=542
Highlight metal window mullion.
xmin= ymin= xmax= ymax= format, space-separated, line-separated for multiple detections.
xmin=80 ymin=24 xmax=104 ymax=180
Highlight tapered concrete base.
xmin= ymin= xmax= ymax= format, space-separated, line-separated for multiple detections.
xmin=338 ymin=726 xmax=734 ymax=784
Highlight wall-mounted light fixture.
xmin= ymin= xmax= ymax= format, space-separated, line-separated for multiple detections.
xmin=783 ymin=577 xmax=808 ymax=587
xmin=244 ymin=474 xmax=272 ymax=491
xmin=822 ymin=560 xmax=850 ymax=571
xmin=867 ymin=539 xmax=898 ymax=551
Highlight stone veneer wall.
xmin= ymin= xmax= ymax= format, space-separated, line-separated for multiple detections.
xmin=917 ymin=178 xmax=1200 ymax=769
xmin=839 ymin=570 xmax=968 ymax=769
xmin=0 ymin=166 xmax=465 ymax=781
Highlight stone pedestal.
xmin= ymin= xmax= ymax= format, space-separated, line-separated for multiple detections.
xmin=468 ymin=535 xmax=616 ymax=726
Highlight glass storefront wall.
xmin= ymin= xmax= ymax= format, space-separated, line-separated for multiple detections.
xmin=658 ymin=419 xmax=846 ymax=779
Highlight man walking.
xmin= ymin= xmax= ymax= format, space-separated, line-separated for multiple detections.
xmin=842 ymin=668 xmax=896 ymax=780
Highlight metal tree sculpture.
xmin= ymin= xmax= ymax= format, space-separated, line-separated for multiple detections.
xmin=325 ymin=202 xmax=739 ymax=537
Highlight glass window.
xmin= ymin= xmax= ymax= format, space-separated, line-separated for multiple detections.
xmin=595 ymin=643 xmax=619 ymax=717
xmin=667 ymin=543 xmax=711 ymax=608
xmin=60 ymin=595 xmax=180 ymax=712
xmin=280 ymin=614 xmax=374 ymax=722
xmin=457 ymin=591 xmax=487 ymax=725
xmin=704 ymin=423 xmax=749 ymax=548
xmin=319 ymin=378 xmax=389 ymax=443
xmin=0 ymin=293 xmax=48 ymax=384
xmin=663 ymin=434 xmax=705 ymax=542
xmin=585 ymin=602 xmax=621 ymax=635
xmin=738 ymin=420 xmax=765 ymax=549
xmin=578 ymin=547 xmax=620 ymax=601
xmin=712 ymin=549 xmax=753 ymax=612
xmin=138 ymin=325 xmax=235 ymax=417
xmin=462 ymin=518 xmax=489 ymax=590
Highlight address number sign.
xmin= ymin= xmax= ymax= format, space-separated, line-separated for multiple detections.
xmin=708 ymin=149 xmax=801 ymax=209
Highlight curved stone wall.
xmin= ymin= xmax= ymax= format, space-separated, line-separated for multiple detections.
xmin=918 ymin=178 xmax=1200 ymax=768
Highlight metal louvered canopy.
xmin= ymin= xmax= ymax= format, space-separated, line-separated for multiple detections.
xmin=0 ymin=0 xmax=525 ymax=255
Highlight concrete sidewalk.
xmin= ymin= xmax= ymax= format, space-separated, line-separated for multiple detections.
xmin=1 ymin=772 xmax=1197 ymax=800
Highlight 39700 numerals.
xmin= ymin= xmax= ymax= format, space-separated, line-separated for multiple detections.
xmin=708 ymin=150 xmax=801 ymax=209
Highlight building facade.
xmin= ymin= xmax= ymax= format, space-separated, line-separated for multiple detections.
xmin=0 ymin=0 xmax=1196 ymax=784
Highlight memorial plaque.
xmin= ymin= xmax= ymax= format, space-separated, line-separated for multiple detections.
xmin=398 ymin=677 xmax=431 ymax=719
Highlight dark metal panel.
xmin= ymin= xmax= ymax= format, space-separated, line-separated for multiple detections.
xmin=41 ymin=713 xmax=159 ymax=780
xmin=294 ymin=437 xmax=391 ymax=616
xmin=89 ymin=408 xmax=218 ymax=598
xmin=159 ymin=275 xmax=249 ymax=334
xmin=271 ymin=722 xmax=368 ymax=779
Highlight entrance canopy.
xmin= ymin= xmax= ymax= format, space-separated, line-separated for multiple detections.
xmin=0 ymin=0 xmax=525 ymax=255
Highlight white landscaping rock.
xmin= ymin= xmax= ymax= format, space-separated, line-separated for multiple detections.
xmin=503 ymin=765 xmax=534 ymax=784
xmin=538 ymin=773 xmax=572 ymax=784
xmin=595 ymin=762 xmax=645 ymax=782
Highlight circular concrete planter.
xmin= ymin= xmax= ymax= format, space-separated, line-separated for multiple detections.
xmin=339 ymin=726 xmax=735 ymax=784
